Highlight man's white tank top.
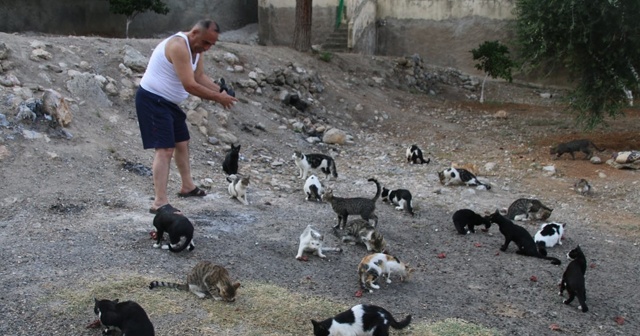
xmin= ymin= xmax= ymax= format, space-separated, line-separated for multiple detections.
xmin=140 ymin=32 xmax=200 ymax=104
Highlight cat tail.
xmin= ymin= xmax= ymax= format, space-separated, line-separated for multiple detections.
xmin=536 ymin=241 xmax=548 ymax=257
xmin=590 ymin=141 xmax=605 ymax=152
xmin=539 ymin=255 xmax=561 ymax=265
xmin=367 ymin=178 xmax=382 ymax=201
xmin=330 ymin=159 xmax=338 ymax=178
xmin=168 ymin=231 xmax=194 ymax=253
xmin=387 ymin=311 xmax=412 ymax=330
xmin=406 ymin=201 xmax=415 ymax=216
xmin=149 ymin=281 xmax=189 ymax=291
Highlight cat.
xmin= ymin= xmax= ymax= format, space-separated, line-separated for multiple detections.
xmin=534 ymin=222 xmax=565 ymax=248
xmin=295 ymin=225 xmax=342 ymax=259
xmin=93 ymin=298 xmax=155 ymax=336
xmin=358 ymin=253 xmax=411 ymax=292
xmin=506 ymin=198 xmax=553 ymax=221
xmin=335 ymin=218 xmax=387 ymax=253
xmin=149 ymin=261 xmax=240 ymax=302
xmin=559 ymin=245 xmax=588 ymax=312
xmin=304 ymin=174 xmax=324 ymax=201
xmin=322 ymin=178 xmax=381 ymax=230
xmin=311 ymin=304 xmax=411 ymax=336
xmin=574 ymin=178 xmax=592 ymax=195
xmin=222 ymin=144 xmax=241 ymax=175
xmin=438 ymin=167 xmax=491 ymax=190
xmin=152 ymin=212 xmax=195 ymax=252
xmin=452 ymin=209 xmax=492 ymax=234
xmin=405 ymin=144 xmax=430 ymax=164
xmin=487 ymin=210 xmax=561 ymax=265
xmin=292 ymin=151 xmax=338 ymax=180
xmin=550 ymin=139 xmax=604 ymax=160
xmin=227 ymin=174 xmax=250 ymax=205
xmin=381 ymin=187 xmax=414 ymax=216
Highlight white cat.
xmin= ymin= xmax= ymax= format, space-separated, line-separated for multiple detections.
xmin=227 ymin=174 xmax=250 ymax=205
xmin=303 ymin=175 xmax=324 ymax=201
xmin=358 ymin=253 xmax=411 ymax=292
xmin=295 ymin=225 xmax=342 ymax=260
xmin=438 ymin=166 xmax=491 ymax=190
xmin=534 ymin=222 xmax=565 ymax=248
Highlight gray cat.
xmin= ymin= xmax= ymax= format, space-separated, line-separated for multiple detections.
xmin=322 ymin=178 xmax=381 ymax=230
xmin=506 ymin=198 xmax=553 ymax=221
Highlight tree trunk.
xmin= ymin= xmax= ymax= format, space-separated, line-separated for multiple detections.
xmin=292 ymin=0 xmax=313 ymax=52
xmin=126 ymin=17 xmax=132 ymax=39
xmin=480 ymin=73 xmax=488 ymax=103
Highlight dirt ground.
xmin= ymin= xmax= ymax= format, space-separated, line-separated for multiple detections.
xmin=0 ymin=32 xmax=639 ymax=335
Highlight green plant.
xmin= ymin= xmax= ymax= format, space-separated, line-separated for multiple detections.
xmin=470 ymin=40 xmax=515 ymax=103
xmin=106 ymin=0 xmax=170 ymax=38
xmin=319 ymin=51 xmax=333 ymax=62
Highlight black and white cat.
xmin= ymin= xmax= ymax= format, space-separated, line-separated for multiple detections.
xmin=227 ymin=174 xmax=250 ymax=205
xmin=487 ymin=210 xmax=561 ymax=265
xmin=534 ymin=222 xmax=565 ymax=248
xmin=438 ymin=167 xmax=491 ymax=190
xmin=304 ymin=174 xmax=324 ymax=201
xmin=452 ymin=209 xmax=491 ymax=234
xmin=311 ymin=304 xmax=411 ymax=336
xmin=152 ymin=212 xmax=195 ymax=252
xmin=560 ymin=245 xmax=588 ymax=312
xmin=94 ymin=298 xmax=155 ymax=336
xmin=381 ymin=187 xmax=414 ymax=216
xmin=222 ymin=144 xmax=241 ymax=175
xmin=406 ymin=144 xmax=430 ymax=164
xmin=295 ymin=225 xmax=342 ymax=260
xmin=292 ymin=151 xmax=338 ymax=180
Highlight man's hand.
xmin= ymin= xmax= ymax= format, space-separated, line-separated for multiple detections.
xmin=216 ymin=91 xmax=237 ymax=109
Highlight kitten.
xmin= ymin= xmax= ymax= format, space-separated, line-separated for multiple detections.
xmin=534 ymin=222 xmax=565 ymax=248
xmin=574 ymin=179 xmax=592 ymax=195
xmin=149 ymin=261 xmax=240 ymax=302
xmin=295 ymin=225 xmax=342 ymax=260
xmin=322 ymin=178 xmax=381 ymax=230
xmin=550 ymin=139 xmax=604 ymax=160
xmin=487 ymin=210 xmax=561 ymax=265
xmin=311 ymin=304 xmax=411 ymax=336
xmin=560 ymin=245 xmax=588 ymax=312
xmin=292 ymin=151 xmax=338 ymax=180
xmin=381 ymin=187 xmax=414 ymax=216
xmin=438 ymin=167 xmax=491 ymax=190
xmin=405 ymin=144 xmax=430 ymax=164
xmin=506 ymin=198 xmax=553 ymax=221
xmin=336 ymin=218 xmax=387 ymax=253
xmin=222 ymin=144 xmax=241 ymax=175
xmin=227 ymin=174 xmax=250 ymax=205
xmin=358 ymin=253 xmax=411 ymax=292
xmin=152 ymin=212 xmax=195 ymax=252
xmin=304 ymin=174 xmax=324 ymax=202
xmin=452 ymin=209 xmax=492 ymax=234
xmin=93 ymin=298 xmax=155 ymax=336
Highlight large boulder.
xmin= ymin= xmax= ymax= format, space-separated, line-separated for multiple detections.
xmin=323 ymin=128 xmax=347 ymax=145
xmin=43 ymin=89 xmax=72 ymax=127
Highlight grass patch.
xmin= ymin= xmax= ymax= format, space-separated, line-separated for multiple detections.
xmin=410 ymin=318 xmax=500 ymax=335
xmin=319 ymin=51 xmax=333 ymax=62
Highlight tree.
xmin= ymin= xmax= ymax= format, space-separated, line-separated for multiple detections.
xmin=515 ymin=0 xmax=640 ymax=128
xmin=106 ymin=0 xmax=170 ymax=38
xmin=292 ymin=0 xmax=313 ymax=52
xmin=470 ymin=41 xmax=515 ymax=103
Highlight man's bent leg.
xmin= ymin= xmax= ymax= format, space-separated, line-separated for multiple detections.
xmin=174 ymin=140 xmax=197 ymax=194
xmin=152 ymin=147 xmax=175 ymax=209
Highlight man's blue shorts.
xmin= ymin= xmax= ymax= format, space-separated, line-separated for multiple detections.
xmin=135 ymin=86 xmax=190 ymax=149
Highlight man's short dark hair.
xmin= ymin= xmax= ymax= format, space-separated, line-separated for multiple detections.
xmin=197 ymin=19 xmax=220 ymax=33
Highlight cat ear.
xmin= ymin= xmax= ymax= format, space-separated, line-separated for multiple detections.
xmin=113 ymin=299 xmax=119 ymax=303
xmin=233 ymin=282 xmax=241 ymax=289
xmin=94 ymin=297 xmax=98 ymax=303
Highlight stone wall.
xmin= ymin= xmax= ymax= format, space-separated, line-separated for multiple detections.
xmin=258 ymin=0 xmax=337 ymax=46
xmin=0 ymin=0 xmax=258 ymax=38
xmin=348 ymin=0 xmax=376 ymax=54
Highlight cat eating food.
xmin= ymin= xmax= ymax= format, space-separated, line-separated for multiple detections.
xmin=438 ymin=167 xmax=491 ymax=190
xmin=406 ymin=144 xmax=430 ymax=164
xmin=304 ymin=174 xmax=324 ymax=201
xmin=336 ymin=218 xmax=387 ymax=253
xmin=358 ymin=252 xmax=411 ymax=292
xmin=381 ymin=186 xmax=415 ymax=216
xmin=93 ymin=298 xmax=155 ymax=336
xmin=222 ymin=143 xmax=241 ymax=175
xmin=292 ymin=151 xmax=338 ymax=180
xmin=296 ymin=225 xmax=342 ymax=260
xmin=452 ymin=209 xmax=492 ymax=234
xmin=227 ymin=174 xmax=250 ymax=205
xmin=322 ymin=178 xmax=380 ymax=230
xmin=149 ymin=261 xmax=240 ymax=302
xmin=311 ymin=304 xmax=411 ymax=336
xmin=152 ymin=212 xmax=195 ymax=252
xmin=534 ymin=222 xmax=565 ymax=248
xmin=506 ymin=198 xmax=553 ymax=221
xmin=560 ymin=245 xmax=589 ymax=312
xmin=550 ymin=139 xmax=604 ymax=160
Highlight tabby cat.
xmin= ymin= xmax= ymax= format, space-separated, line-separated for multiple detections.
xmin=292 ymin=151 xmax=338 ymax=180
xmin=296 ymin=225 xmax=342 ymax=260
xmin=487 ymin=210 xmax=561 ymax=265
xmin=550 ymin=139 xmax=604 ymax=160
xmin=152 ymin=212 xmax=195 ymax=252
xmin=336 ymin=218 xmax=387 ymax=253
xmin=149 ymin=261 xmax=240 ymax=302
xmin=452 ymin=209 xmax=491 ymax=234
xmin=560 ymin=245 xmax=588 ymax=312
xmin=381 ymin=187 xmax=414 ymax=216
xmin=322 ymin=178 xmax=380 ymax=230
xmin=227 ymin=174 xmax=250 ymax=205
xmin=438 ymin=167 xmax=491 ymax=190
xmin=574 ymin=179 xmax=592 ymax=195
xmin=222 ymin=144 xmax=241 ymax=175
xmin=506 ymin=198 xmax=553 ymax=221
xmin=312 ymin=304 xmax=411 ymax=336
xmin=358 ymin=252 xmax=411 ymax=292
xmin=93 ymin=298 xmax=155 ymax=336
xmin=406 ymin=144 xmax=430 ymax=164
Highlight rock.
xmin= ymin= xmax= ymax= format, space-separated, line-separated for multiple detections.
xmin=590 ymin=156 xmax=602 ymax=164
xmin=0 ymin=42 xmax=10 ymax=60
xmin=30 ymin=49 xmax=52 ymax=61
xmin=0 ymin=145 xmax=8 ymax=160
xmin=122 ymin=45 xmax=148 ymax=73
xmin=485 ymin=162 xmax=497 ymax=172
xmin=233 ymin=65 xmax=244 ymax=72
xmin=43 ymin=89 xmax=73 ymax=127
xmin=118 ymin=63 xmax=133 ymax=76
xmin=0 ymin=74 xmax=20 ymax=87
xmin=540 ymin=92 xmax=552 ymax=99
xmin=216 ymin=130 xmax=238 ymax=144
xmin=66 ymin=72 xmax=112 ymax=107
xmin=542 ymin=165 xmax=556 ymax=175
xmin=323 ymin=128 xmax=347 ymax=145
xmin=271 ymin=159 xmax=285 ymax=167
xmin=30 ymin=40 xmax=47 ymax=49
xmin=306 ymin=136 xmax=321 ymax=144
xmin=208 ymin=136 xmax=220 ymax=145
xmin=494 ymin=110 xmax=508 ymax=119
xmin=598 ymin=172 xmax=607 ymax=178
xmin=22 ymin=129 xmax=43 ymax=139
xmin=223 ymin=52 xmax=240 ymax=65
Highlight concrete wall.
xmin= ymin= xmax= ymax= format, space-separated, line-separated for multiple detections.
xmin=258 ymin=0 xmax=337 ymax=46
xmin=348 ymin=0 xmax=377 ymax=54
xmin=0 ymin=0 xmax=258 ymax=38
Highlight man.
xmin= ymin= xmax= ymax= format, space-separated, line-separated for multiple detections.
xmin=136 ymin=20 xmax=237 ymax=214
